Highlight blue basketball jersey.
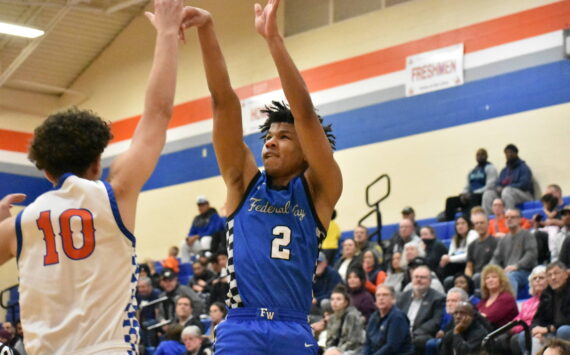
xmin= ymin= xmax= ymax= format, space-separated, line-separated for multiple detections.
xmin=225 ymin=171 xmax=327 ymax=314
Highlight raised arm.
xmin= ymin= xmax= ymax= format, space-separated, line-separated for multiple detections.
xmin=255 ymin=0 xmax=342 ymax=225
xmin=107 ymin=0 xmax=183 ymax=229
xmin=182 ymin=7 xmax=258 ymax=211
xmin=0 ymin=193 xmax=26 ymax=265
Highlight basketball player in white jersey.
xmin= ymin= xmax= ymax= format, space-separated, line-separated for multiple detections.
xmin=0 ymin=1 xmax=185 ymax=353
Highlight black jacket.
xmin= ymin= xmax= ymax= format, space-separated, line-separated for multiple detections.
xmin=531 ymin=280 xmax=570 ymax=329
xmin=396 ymin=288 xmax=445 ymax=337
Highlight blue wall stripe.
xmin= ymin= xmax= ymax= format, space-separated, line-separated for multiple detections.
xmin=3 ymin=60 xmax=570 ymax=204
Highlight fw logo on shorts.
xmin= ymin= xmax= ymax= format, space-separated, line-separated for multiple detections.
xmin=259 ymin=308 xmax=275 ymax=320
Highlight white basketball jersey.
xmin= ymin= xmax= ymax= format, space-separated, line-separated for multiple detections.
xmin=16 ymin=174 xmax=139 ymax=355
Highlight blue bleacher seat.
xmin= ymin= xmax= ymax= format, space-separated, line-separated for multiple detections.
xmin=521 ymin=200 xmax=541 ymax=210
xmin=521 ymin=208 xmax=542 ymax=220
xmin=430 ymin=222 xmax=450 ymax=240
xmin=417 ymin=217 xmax=438 ymax=226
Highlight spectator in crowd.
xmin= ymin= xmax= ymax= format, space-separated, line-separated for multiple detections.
xmin=396 ymin=265 xmax=446 ymax=354
xmin=0 ymin=321 xmax=22 ymax=355
xmin=313 ymin=251 xmax=343 ymax=314
xmin=439 ymin=216 xmax=478 ymax=286
xmin=334 ymin=239 xmax=361 ymax=282
xmin=536 ymin=338 xmax=570 ymax=355
xmin=558 ymin=206 xmax=570 ymax=267
xmin=0 ymin=323 xmax=23 ymax=355
xmin=364 ymin=285 xmax=414 ymax=355
xmin=322 ymin=210 xmax=341 ymax=265
xmin=545 ymin=184 xmax=566 ymax=213
xmin=531 ymin=261 xmax=570 ymax=350
xmin=346 ymin=268 xmax=376 ymax=322
xmin=181 ymin=325 xmax=213 ymax=355
xmin=385 ymin=219 xmax=420 ymax=268
xmin=477 ymin=264 xmax=518 ymax=329
xmin=154 ymin=324 xmax=185 ymax=355
xmin=401 ymin=206 xmax=421 ymax=235
xmin=443 ymin=148 xmax=498 ymax=221
xmin=140 ymin=259 xmax=161 ymax=289
xmin=206 ymin=252 xmax=229 ymax=306
xmin=419 ymin=226 xmax=448 ymax=273
xmin=158 ymin=268 xmax=206 ymax=322
xmin=465 ymin=210 xmax=498 ymax=289
xmin=181 ymin=196 xmax=224 ymax=262
xmin=136 ymin=276 xmax=161 ymax=348
xmin=426 ymin=287 xmax=469 ymax=355
xmin=490 ymin=208 xmax=538 ymax=295
xmin=440 ymin=301 xmax=489 ymax=355
xmin=487 ymin=198 xmax=531 ymax=238
xmin=402 ymin=257 xmax=445 ymax=295
xmin=548 ymin=205 xmax=570 ymax=264
xmin=354 ymin=225 xmax=383 ymax=264
xmin=482 ymin=144 xmax=534 ymax=214
xmin=0 ymin=329 xmax=20 ymax=355
xmin=384 ymin=252 xmax=405 ymax=294
xmin=205 ymin=302 xmax=226 ymax=342
xmin=511 ymin=265 xmax=548 ymax=354
xmin=162 ymin=246 xmax=180 ymax=273
xmin=189 ymin=261 xmax=216 ymax=295
xmin=13 ymin=322 xmax=25 ymax=355
xmin=362 ymin=250 xmax=386 ymax=295
xmin=173 ymin=295 xmax=205 ymax=334
xmin=324 ymin=285 xmax=365 ymax=354
xmin=452 ymin=273 xmax=480 ymax=306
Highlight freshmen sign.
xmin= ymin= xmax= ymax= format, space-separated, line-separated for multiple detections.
xmin=405 ymin=43 xmax=464 ymax=97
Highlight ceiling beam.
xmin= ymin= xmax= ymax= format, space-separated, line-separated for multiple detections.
xmin=0 ymin=6 xmax=71 ymax=88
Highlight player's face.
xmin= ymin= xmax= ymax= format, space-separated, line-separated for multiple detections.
xmin=262 ymin=123 xmax=306 ymax=179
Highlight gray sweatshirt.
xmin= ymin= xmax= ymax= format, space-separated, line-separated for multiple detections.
xmin=490 ymin=229 xmax=537 ymax=271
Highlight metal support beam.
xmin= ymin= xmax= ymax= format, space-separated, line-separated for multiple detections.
xmin=0 ymin=6 xmax=71 ymax=88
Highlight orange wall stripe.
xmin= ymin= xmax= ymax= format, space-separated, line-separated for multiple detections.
xmin=1 ymin=1 xmax=569 ymax=152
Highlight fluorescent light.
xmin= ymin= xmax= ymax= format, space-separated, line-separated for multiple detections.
xmin=0 ymin=22 xmax=44 ymax=38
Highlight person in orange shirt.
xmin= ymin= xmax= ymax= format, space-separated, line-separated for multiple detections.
xmin=488 ymin=198 xmax=531 ymax=237
xmin=162 ymin=246 xmax=180 ymax=273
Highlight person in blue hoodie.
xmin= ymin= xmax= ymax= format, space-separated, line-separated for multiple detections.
xmin=482 ymin=144 xmax=534 ymax=215
xmin=364 ymin=285 xmax=414 ymax=355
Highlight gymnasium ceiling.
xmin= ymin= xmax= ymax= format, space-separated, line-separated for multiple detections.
xmin=0 ymin=0 xmax=150 ymax=115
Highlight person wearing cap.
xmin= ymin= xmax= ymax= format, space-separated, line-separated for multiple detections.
xmin=182 ymin=325 xmax=213 ymax=355
xmin=158 ymin=268 xmax=206 ymax=322
xmin=396 ymin=265 xmax=446 ymax=354
xmin=401 ymin=207 xmax=421 ymax=236
xmin=557 ymin=206 xmax=570 ymax=267
xmin=313 ymin=251 xmax=342 ymax=315
xmin=443 ymin=148 xmax=498 ymax=221
xmin=180 ymin=196 xmax=225 ymax=263
xmin=482 ymin=144 xmax=534 ymax=215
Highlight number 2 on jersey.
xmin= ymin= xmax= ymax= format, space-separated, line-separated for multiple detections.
xmin=271 ymin=226 xmax=291 ymax=260
xmin=37 ymin=209 xmax=96 ymax=265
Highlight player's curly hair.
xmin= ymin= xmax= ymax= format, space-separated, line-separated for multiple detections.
xmin=28 ymin=107 xmax=112 ymax=178
xmin=258 ymin=101 xmax=336 ymax=150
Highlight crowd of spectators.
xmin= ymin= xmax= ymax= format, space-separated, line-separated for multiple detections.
xmin=3 ymin=144 xmax=570 ymax=355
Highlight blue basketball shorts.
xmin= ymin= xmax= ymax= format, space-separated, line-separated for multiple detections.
xmin=214 ymin=307 xmax=318 ymax=355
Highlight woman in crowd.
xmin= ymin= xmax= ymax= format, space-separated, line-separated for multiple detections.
xmin=511 ymin=265 xmax=548 ymax=354
xmin=346 ymin=268 xmax=376 ymax=322
xmin=477 ymin=264 xmax=519 ymax=329
xmin=324 ymin=285 xmax=365 ymax=354
xmin=205 ymin=302 xmax=227 ymax=342
xmin=419 ymin=226 xmax=448 ymax=272
xmin=439 ymin=216 xmax=478 ymax=283
xmin=362 ymin=250 xmax=386 ymax=295
xmin=384 ymin=252 xmax=405 ymax=294
xmin=334 ymin=238 xmax=361 ymax=282
xmin=453 ymin=273 xmax=480 ymax=305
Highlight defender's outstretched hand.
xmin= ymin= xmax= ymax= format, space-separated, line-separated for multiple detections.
xmin=0 ymin=193 xmax=26 ymax=221
xmin=181 ymin=6 xmax=212 ymax=29
xmin=254 ymin=0 xmax=281 ymax=39
xmin=145 ymin=0 xmax=184 ymax=34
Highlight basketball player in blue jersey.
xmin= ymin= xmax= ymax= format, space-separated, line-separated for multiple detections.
xmin=182 ymin=0 xmax=342 ymax=353
xmin=0 ymin=1 xmax=186 ymax=353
